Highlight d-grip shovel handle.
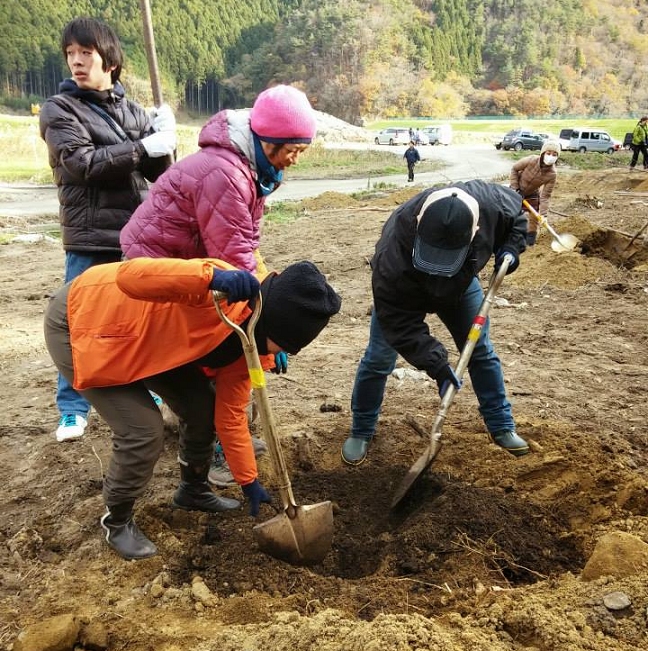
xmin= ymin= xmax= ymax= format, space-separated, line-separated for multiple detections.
xmin=212 ymin=291 xmax=300 ymax=517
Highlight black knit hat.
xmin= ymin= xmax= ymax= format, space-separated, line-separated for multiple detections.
xmin=259 ymin=261 xmax=341 ymax=354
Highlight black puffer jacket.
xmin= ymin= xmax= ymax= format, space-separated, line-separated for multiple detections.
xmin=39 ymin=80 xmax=170 ymax=253
xmin=371 ymin=180 xmax=527 ymax=377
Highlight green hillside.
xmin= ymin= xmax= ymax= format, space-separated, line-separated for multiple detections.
xmin=2 ymin=0 xmax=647 ymax=122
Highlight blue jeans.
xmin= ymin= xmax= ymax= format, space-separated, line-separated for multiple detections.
xmin=56 ymin=251 xmax=121 ymax=417
xmin=351 ymin=276 xmax=514 ymax=439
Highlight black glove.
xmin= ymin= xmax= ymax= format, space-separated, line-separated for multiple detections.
xmin=526 ymin=232 xmax=537 ymax=246
xmin=209 ymin=269 xmax=260 ymax=304
xmin=242 ymin=479 xmax=272 ymax=517
xmin=434 ymin=364 xmax=462 ymax=398
xmin=494 ymin=246 xmax=520 ymax=275
xmin=271 ymin=351 xmax=288 ymax=374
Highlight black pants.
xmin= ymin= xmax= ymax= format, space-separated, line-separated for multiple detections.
xmin=44 ymin=284 xmax=216 ymax=508
xmin=407 ymin=162 xmax=416 ymax=181
xmin=630 ymin=142 xmax=648 ymax=168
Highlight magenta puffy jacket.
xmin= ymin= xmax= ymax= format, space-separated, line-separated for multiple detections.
xmin=120 ymin=110 xmax=265 ymax=271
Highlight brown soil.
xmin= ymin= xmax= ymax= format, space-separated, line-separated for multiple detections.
xmin=1 ymin=169 xmax=648 ymax=650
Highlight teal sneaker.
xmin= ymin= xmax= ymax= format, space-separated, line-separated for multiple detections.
xmin=341 ymin=436 xmax=371 ymax=466
xmin=490 ymin=430 xmax=530 ymax=457
xmin=55 ymin=413 xmax=87 ymax=442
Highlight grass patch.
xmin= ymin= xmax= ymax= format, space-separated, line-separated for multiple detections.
xmin=263 ymin=201 xmax=306 ymax=225
xmin=558 ymin=150 xmax=632 ymax=170
xmin=506 ymin=148 xmax=633 ymax=171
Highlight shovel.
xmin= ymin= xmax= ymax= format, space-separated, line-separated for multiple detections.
xmin=138 ymin=0 xmax=175 ymax=163
xmin=213 ymin=292 xmax=334 ymax=566
xmin=522 ymin=200 xmax=578 ymax=252
xmin=390 ymin=254 xmax=514 ymax=509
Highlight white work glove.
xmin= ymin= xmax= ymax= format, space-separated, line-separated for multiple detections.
xmin=141 ymin=131 xmax=177 ymax=157
xmin=151 ymin=103 xmax=176 ymax=133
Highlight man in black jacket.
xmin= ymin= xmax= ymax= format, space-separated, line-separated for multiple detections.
xmin=341 ymin=181 xmax=530 ymax=465
xmin=40 ymin=16 xmax=176 ymax=442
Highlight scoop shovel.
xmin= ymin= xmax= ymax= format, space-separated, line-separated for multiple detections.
xmin=213 ymin=292 xmax=333 ymax=566
xmin=522 ymin=199 xmax=578 ymax=252
xmin=390 ymin=254 xmax=514 ymax=509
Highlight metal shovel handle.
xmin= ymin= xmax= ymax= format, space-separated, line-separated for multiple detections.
xmin=430 ymin=255 xmax=511 ymax=438
xmin=212 ymin=292 xmax=299 ymax=516
xmin=390 ymin=256 xmax=511 ymax=509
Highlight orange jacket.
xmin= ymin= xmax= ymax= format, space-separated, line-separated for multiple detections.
xmin=67 ymin=257 xmax=273 ymax=485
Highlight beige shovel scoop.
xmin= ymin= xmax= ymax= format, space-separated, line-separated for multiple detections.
xmin=213 ymin=292 xmax=334 ymax=566
xmin=522 ymin=200 xmax=578 ymax=252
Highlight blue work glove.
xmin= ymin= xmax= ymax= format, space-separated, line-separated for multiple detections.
xmin=494 ymin=246 xmax=520 ymax=275
xmin=271 ymin=351 xmax=288 ymax=374
xmin=435 ymin=364 xmax=462 ymax=398
xmin=242 ymin=479 xmax=272 ymax=517
xmin=209 ymin=269 xmax=260 ymax=304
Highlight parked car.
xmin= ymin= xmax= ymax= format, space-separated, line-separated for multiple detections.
xmin=563 ymin=127 xmax=621 ymax=153
xmin=374 ymin=128 xmax=411 ymax=145
xmin=623 ymin=132 xmax=633 ymax=150
xmin=500 ymin=129 xmax=547 ymax=151
xmin=422 ymin=126 xmax=441 ymax=145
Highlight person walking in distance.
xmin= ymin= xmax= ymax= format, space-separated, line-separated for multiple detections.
xmin=404 ymin=141 xmax=421 ymax=182
xmin=39 ymin=16 xmax=176 ymax=442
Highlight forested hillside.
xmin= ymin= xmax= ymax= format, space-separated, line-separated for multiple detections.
xmin=2 ymin=0 xmax=647 ymax=121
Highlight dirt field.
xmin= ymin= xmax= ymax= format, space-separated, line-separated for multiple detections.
xmin=1 ymin=168 xmax=648 ymax=651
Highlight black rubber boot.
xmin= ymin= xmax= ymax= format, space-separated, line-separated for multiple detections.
xmin=100 ymin=502 xmax=157 ymax=560
xmin=172 ymin=461 xmax=241 ymax=513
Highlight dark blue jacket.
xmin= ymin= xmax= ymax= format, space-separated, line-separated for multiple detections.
xmin=404 ymin=146 xmax=420 ymax=165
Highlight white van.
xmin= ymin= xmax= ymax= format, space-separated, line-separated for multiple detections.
xmin=565 ymin=127 xmax=620 ymax=153
xmin=423 ymin=124 xmax=453 ymax=146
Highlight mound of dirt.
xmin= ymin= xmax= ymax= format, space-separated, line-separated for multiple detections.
xmin=1 ymin=168 xmax=647 ymax=651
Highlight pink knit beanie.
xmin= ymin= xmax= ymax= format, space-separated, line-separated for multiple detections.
xmin=250 ymin=85 xmax=317 ymax=144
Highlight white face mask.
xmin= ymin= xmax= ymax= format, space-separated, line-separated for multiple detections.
xmin=543 ymin=154 xmax=558 ymax=165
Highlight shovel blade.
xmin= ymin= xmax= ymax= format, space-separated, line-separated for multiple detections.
xmin=253 ymin=501 xmax=334 ymax=567
xmin=550 ymin=233 xmax=579 ymax=253
xmin=391 ymin=438 xmax=442 ymax=509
